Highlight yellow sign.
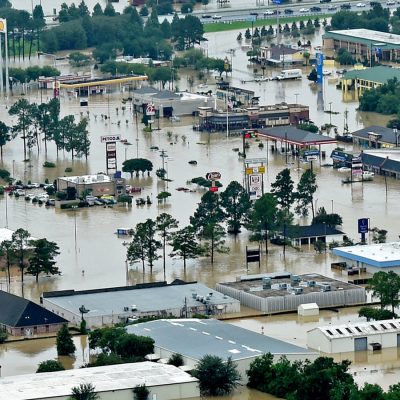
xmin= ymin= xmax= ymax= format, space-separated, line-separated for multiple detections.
xmin=246 ymin=166 xmax=265 ymax=175
xmin=0 ymin=19 xmax=6 ymax=33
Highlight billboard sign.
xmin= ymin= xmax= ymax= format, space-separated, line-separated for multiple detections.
xmin=304 ymin=150 xmax=320 ymax=157
xmin=316 ymin=52 xmax=324 ymax=84
xmin=106 ymin=141 xmax=117 ymax=174
xmin=101 ymin=134 xmax=121 ymax=143
xmin=358 ymin=218 xmax=369 ymax=234
xmin=146 ymin=103 xmax=156 ymax=116
xmin=249 ymin=174 xmax=262 ymax=200
xmin=206 ymin=172 xmax=221 ymax=180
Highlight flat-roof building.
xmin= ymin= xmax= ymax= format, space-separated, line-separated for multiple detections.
xmin=332 ymin=242 xmax=400 ymax=273
xmin=307 ymin=319 xmax=400 ymax=353
xmin=216 ymin=273 xmax=366 ymax=313
xmin=127 ymin=319 xmax=317 ymax=382
xmin=41 ymin=280 xmax=240 ymax=328
xmin=0 ymin=362 xmax=199 ymax=400
xmin=57 ymin=174 xmax=126 ymax=197
xmin=323 ymin=29 xmax=400 ymax=63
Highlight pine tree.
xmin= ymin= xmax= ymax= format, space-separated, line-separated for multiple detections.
xmin=57 ymin=324 xmax=76 ymax=356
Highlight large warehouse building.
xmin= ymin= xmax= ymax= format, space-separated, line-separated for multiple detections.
xmin=0 ymin=362 xmax=199 ymax=400
xmin=307 ymin=319 xmax=400 ymax=353
xmin=127 ymin=318 xmax=317 ymax=382
xmin=216 ymin=273 xmax=366 ymax=314
xmin=41 ymin=280 xmax=240 ymax=327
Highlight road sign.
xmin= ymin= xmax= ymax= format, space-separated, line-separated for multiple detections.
xmin=249 ymin=174 xmax=262 ymax=200
xmin=244 ymin=158 xmax=267 ymax=164
xmin=246 ymin=166 xmax=266 ymax=175
xmin=101 ymin=134 xmax=121 ymax=143
xmin=358 ymin=218 xmax=369 ymax=234
xmin=206 ymin=172 xmax=221 ymax=180
xmin=306 ymin=155 xmax=319 ymax=161
xmin=146 ymin=103 xmax=155 ymax=116
xmin=209 ymin=186 xmax=218 ymax=192
xmin=304 ymin=150 xmax=320 ymax=157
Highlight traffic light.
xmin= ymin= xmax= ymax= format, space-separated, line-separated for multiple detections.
xmin=243 ymin=130 xmax=258 ymax=139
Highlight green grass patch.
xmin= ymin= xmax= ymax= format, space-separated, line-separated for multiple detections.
xmin=204 ymin=14 xmax=330 ymax=33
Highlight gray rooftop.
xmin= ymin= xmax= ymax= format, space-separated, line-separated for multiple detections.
xmin=0 ymin=362 xmax=197 ymax=400
xmin=42 ymin=281 xmax=239 ymax=317
xmin=218 ymin=273 xmax=359 ymax=298
xmin=127 ymin=319 xmax=314 ymax=361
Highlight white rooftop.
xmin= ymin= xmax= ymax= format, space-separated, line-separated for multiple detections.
xmin=0 ymin=228 xmax=36 ymax=245
xmin=332 ymin=242 xmax=400 ymax=268
xmin=59 ymin=174 xmax=111 ymax=184
xmin=179 ymin=92 xmax=210 ymax=101
xmin=299 ymin=303 xmax=319 ymax=310
xmin=364 ymin=149 xmax=400 ymax=162
xmin=330 ymin=29 xmax=400 ymax=45
xmin=309 ymin=319 xmax=400 ymax=339
xmin=0 ymin=362 xmax=197 ymax=400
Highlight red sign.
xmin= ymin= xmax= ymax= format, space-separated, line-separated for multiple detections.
xmin=210 ymin=186 xmax=218 ymax=192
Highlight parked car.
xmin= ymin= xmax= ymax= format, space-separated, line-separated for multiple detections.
xmin=284 ymin=8 xmax=294 ymax=14
xmin=212 ymin=15 xmax=222 ymax=20
xmin=328 ymin=5 xmax=338 ymax=10
xmin=387 ymin=0 xmax=396 ymax=5
xmin=340 ymin=3 xmax=351 ymax=9
xmin=264 ymin=9 xmax=275 ymax=15
xmin=299 ymin=8 xmax=310 ymax=13
xmin=320 ymin=0 xmax=331 ymax=3
xmin=201 ymin=14 xmax=211 ymax=18
xmin=26 ymin=182 xmax=40 ymax=189
xmin=356 ymin=2 xmax=366 ymax=7
xmin=14 ymin=189 xmax=26 ymax=196
xmin=310 ymin=6 xmax=322 ymax=11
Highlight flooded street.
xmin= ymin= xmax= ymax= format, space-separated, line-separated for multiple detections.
xmin=1 ymin=7 xmax=400 ymax=396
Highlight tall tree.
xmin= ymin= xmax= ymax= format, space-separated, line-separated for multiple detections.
xmin=135 ymin=219 xmax=161 ymax=271
xmin=220 ymin=181 xmax=251 ymax=235
xmin=0 ymin=121 xmax=12 ymax=160
xmin=56 ymin=323 xmax=76 ymax=356
xmin=270 ymin=168 xmax=294 ymax=211
xmin=169 ymin=226 xmax=202 ymax=271
xmin=122 ymin=158 xmax=153 ymax=177
xmin=126 ymin=227 xmax=147 ymax=272
xmin=156 ymin=213 xmax=178 ymax=279
xmin=0 ymin=240 xmax=14 ymax=285
xmin=92 ymin=3 xmax=103 ymax=16
xmin=27 ymin=238 xmax=60 ymax=282
xmin=11 ymin=228 xmax=30 ymax=283
xmin=32 ymin=5 xmax=45 ymax=53
xmin=295 ymin=169 xmax=317 ymax=218
xmin=9 ymin=98 xmax=33 ymax=161
xmin=368 ymin=271 xmax=400 ymax=313
xmin=190 ymin=191 xmax=226 ymax=263
xmin=247 ymin=193 xmax=278 ymax=253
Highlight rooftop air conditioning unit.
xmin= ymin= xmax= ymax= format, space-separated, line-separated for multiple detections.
xmin=192 ymin=292 xmax=197 ymax=299
xmin=291 ymin=275 xmax=301 ymax=283
xmin=131 ymin=305 xmax=137 ymax=311
xmin=307 ymin=280 xmax=316 ymax=287
xmin=321 ymin=284 xmax=331 ymax=292
xmin=262 ymin=277 xmax=272 ymax=289
xmin=123 ymin=306 xmax=129 ymax=312
xmin=293 ymin=287 xmax=303 ymax=295
xmin=279 ymin=283 xmax=288 ymax=290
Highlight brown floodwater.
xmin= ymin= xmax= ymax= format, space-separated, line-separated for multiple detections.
xmin=1 ymin=21 xmax=400 ymax=395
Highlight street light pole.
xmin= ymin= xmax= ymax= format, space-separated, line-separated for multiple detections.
xmin=329 ymin=102 xmax=332 ymax=126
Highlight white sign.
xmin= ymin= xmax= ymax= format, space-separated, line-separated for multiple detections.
xmin=146 ymin=103 xmax=156 ymax=116
xmin=101 ymin=135 xmax=121 ymax=143
xmin=306 ymin=155 xmax=319 ymax=161
xmin=245 ymin=158 xmax=267 ymax=164
xmin=249 ymin=174 xmax=262 ymax=200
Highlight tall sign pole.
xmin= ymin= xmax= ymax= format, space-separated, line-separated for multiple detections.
xmin=0 ymin=31 xmax=3 ymax=95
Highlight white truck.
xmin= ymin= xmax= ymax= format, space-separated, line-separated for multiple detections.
xmin=276 ymin=69 xmax=302 ymax=80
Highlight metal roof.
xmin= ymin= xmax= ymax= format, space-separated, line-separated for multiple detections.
xmin=310 ymin=318 xmax=400 ymax=339
xmin=127 ymin=319 xmax=314 ymax=361
xmin=280 ymin=224 xmax=344 ymax=239
xmin=352 ymin=125 xmax=397 ymax=144
xmin=323 ymin=29 xmax=400 ymax=49
xmin=332 ymin=242 xmax=400 ymax=268
xmin=0 ymin=290 xmax=67 ymax=328
xmin=42 ymin=282 xmax=239 ymax=317
xmin=0 ymin=362 xmax=197 ymax=400
xmin=258 ymin=126 xmax=337 ymax=146
xmin=342 ymin=66 xmax=400 ymax=85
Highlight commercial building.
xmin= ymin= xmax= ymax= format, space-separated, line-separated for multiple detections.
xmin=57 ymin=174 xmax=126 ymax=197
xmin=132 ymin=87 xmax=214 ymax=117
xmin=127 ymin=319 xmax=317 ymax=382
xmin=323 ymin=29 xmax=400 ymax=63
xmin=41 ymin=280 xmax=240 ymax=328
xmin=273 ymin=224 xmax=345 ymax=247
xmin=197 ymin=103 xmax=309 ymax=132
xmin=332 ymin=242 xmax=400 ymax=273
xmin=0 ymin=362 xmax=199 ymax=400
xmin=362 ymin=149 xmax=400 ymax=179
xmin=216 ymin=273 xmax=366 ymax=314
xmin=352 ymin=125 xmax=400 ymax=148
xmin=0 ymin=290 xmax=67 ymax=336
xmin=260 ymin=45 xmax=309 ymax=66
xmin=307 ymin=319 xmax=400 ymax=353
xmin=340 ymin=66 xmax=400 ymax=98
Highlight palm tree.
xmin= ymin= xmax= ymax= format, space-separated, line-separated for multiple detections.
xmin=70 ymin=383 xmax=99 ymax=400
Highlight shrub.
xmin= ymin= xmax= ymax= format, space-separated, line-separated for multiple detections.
xmin=0 ymin=330 xmax=7 ymax=343
xmin=0 ymin=186 xmax=4 ymax=195
xmin=43 ymin=161 xmax=56 ymax=168
xmin=56 ymin=191 xmax=67 ymax=200
xmin=65 ymin=167 xmax=73 ymax=173
xmin=133 ymin=384 xmax=150 ymax=400
xmin=168 ymin=353 xmax=184 ymax=367
xmin=56 ymin=324 xmax=76 ymax=356
xmin=36 ymin=359 xmax=65 ymax=373
xmin=117 ymin=194 xmax=132 ymax=204
xmin=0 ymin=169 xmax=10 ymax=181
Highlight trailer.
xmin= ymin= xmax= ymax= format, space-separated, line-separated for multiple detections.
xmin=276 ymin=69 xmax=302 ymax=80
